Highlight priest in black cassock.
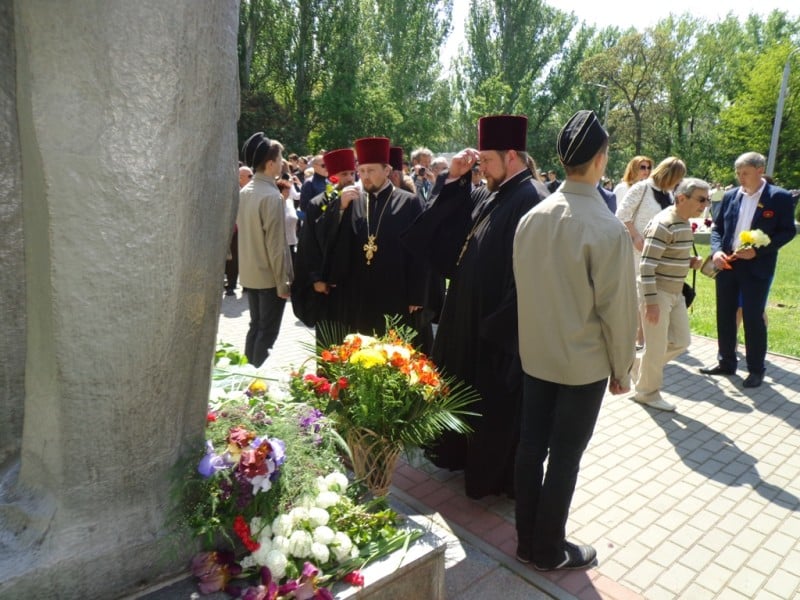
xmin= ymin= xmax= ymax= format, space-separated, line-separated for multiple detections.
xmin=291 ymin=148 xmax=357 ymax=341
xmin=327 ymin=137 xmax=429 ymax=339
xmin=401 ymin=115 xmax=542 ymax=499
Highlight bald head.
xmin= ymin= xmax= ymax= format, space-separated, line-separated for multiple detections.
xmin=239 ymin=166 xmax=253 ymax=188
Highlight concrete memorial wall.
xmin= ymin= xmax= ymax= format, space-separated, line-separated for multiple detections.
xmin=0 ymin=1 xmax=240 ymax=597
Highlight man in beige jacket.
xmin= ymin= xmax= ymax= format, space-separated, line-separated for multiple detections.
xmin=512 ymin=110 xmax=637 ymax=571
xmin=237 ymin=132 xmax=293 ymax=366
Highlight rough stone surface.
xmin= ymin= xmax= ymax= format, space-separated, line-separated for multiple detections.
xmin=0 ymin=0 xmax=25 ymax=469
xmin=0 ymin=2 xmax=240 ymax=598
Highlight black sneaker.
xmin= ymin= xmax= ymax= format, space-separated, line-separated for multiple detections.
xmin=533 ymin=542 xmax=597 ymax=571
xmin=515 ymin=547 xmax=531 ymax=564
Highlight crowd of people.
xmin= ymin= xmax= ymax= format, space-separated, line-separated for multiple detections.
xmin=228 ymin=110 xmax=797 ymax=573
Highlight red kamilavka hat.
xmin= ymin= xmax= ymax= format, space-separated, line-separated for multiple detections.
xmin=323 ymin=148 xmax=356 ymax=176
xmin=478 ymin=115 xmax=528 ymax=151
xmin=354 ymin=137 xmax=390 ymax=165
xmin=389 ymin=146 xmax=405 ymax=171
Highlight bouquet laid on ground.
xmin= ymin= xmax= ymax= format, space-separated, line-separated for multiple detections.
xmin=289 ymin=318 xmax=478 ymax=496
xmin=176 ymin=343 xmax=421 ymax=598
xmin=738 ymin=228 xmax=771 ymax=250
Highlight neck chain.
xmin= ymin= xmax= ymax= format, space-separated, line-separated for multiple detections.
xmin=364 ymin=189 xmax=391 ymax=265
xmin=456 ymin=196 xmax=502 ymax=266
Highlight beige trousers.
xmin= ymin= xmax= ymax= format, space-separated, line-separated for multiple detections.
xmin=635 ymin=288 xmax=691 ymax=397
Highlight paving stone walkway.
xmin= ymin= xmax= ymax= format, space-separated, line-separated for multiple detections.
xmin=213 ymin=290 xmax=800 ymax=600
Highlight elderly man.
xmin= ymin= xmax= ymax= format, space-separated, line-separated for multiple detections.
xmin=634 ymin=178 xmax=709 ymax=411
xmin=699 ymin=152 xmax=797 ymax=388
xmin=513 ymin=110 xmax=637 ymax=571
xmin=402 ymin=115 xmax=542 ymax=499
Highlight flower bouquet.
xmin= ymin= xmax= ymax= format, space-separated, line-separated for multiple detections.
xmin=290 ymin=318 xmax=478 ymax=496
xmin=738 ymin=228 xmax=771 ymax=250
xmin=176 ymin=343 xmax=422 ymax=598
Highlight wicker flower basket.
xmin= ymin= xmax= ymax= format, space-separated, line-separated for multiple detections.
xmin=346 ymin=427 xmax=402 ymax=497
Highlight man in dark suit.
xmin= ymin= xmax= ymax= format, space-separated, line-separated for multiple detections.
xmin=700 ymin=152 xmax=797 ymax=388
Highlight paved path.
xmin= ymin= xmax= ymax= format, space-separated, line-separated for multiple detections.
xmin=217 ymin=291 xmax=800 ymax=600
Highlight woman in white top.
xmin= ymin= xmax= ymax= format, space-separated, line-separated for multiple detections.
xmin=615 ymin=156 xmax=686 ymax=347
xmin=277 ymin=178 xmax=299 ymax=254
xmin=613 ymin=155 xmax=653 ymax=208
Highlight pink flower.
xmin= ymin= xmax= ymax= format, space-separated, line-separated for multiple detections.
xmin=343 ymin=570 xmax=365 ymax=586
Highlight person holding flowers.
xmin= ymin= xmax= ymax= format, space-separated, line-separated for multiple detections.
xmin=699 ymin=152 xmax=797 ymax=388
xmin=292 ymin=148 xmax=358 ymax=338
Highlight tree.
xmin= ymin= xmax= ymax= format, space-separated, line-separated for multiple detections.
xmin=452 ymin=0 xmax=584 ymax=158
xmin=716 ymin=44 xmax=800 ymax=188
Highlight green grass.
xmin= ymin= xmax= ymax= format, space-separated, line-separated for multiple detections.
xmin=687 ymin=236 xmax=800 ymax=358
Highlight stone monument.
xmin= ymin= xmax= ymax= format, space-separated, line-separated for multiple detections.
xmin=0 ymin=1 xmax=240 ymax=597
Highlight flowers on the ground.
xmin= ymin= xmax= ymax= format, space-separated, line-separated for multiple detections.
xmin=738 ymin=229 xmax=771 ymax=250
xmin=177 ymin=342 xmax=422 ymax=598
xmin=290 ymin=319 xmax=478 ymax=452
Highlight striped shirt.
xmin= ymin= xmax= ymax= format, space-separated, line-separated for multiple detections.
xmin=640 ymin=206 xmax=693 ymax=304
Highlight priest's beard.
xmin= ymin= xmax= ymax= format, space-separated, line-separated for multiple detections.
xmin=485 ymin=165 xmax=506 ymax=192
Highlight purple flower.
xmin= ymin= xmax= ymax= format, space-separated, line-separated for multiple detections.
xmin=198 ymin=441 xmax=229 ymax=478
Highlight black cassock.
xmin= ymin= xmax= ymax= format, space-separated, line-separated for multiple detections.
xmin=328 ymin=183 xmax=429 ymax=338
xmin=291 ymin=190 xmax=348 ymax=340
xmin=402 ymin=169 xmax=542 ymax=499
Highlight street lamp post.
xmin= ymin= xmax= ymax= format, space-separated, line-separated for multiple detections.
xmin=767 ymin=48 xmax=799 ymax=177
xmin=588 ymin=82 xmax=610 ymax=127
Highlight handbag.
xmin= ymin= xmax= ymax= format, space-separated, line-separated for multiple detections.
xmin=683 ymin=242 xmax=698 ymax=308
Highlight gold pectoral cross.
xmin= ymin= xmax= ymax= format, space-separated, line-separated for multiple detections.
xmin=363 ymin=235 xmax=378 ymax=265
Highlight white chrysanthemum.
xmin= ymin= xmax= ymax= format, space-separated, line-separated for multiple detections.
xmin=289 ymin=506 xmax=311 ymax=523
xmin=250 ymin=518 xmax=272 ymax=541
xmin=312 ymin=525 xmax=335 ymax=546
xmin=379 ymin=343 xmax=411 ymax=361
xmin=265 ymin=549 xmax=288 ymax=579
xmin=311 ymin=541 xmax=330 ymax=565
xmin=331 ymin=531 xmax=353 ymax=562
xmin=250 ymin=538 xmax=273 ymax=565
xmin=752 ymin=229 xmax=771 ymax=247
xmin=288 ymin=529 xmax=313 ymax=558
xmin=308 ymin=507 xmax=330 ymax=527
xmin=315 ymin=490 xmax=340 ymax=509
xmin=344 ymin=333 xmax=378 ymax=347
xmin=239 ymin=555 xmax=257 ymax=569
xmin=315 ymin=475 xmax=329 ymax=493
xmin=272 ymin=535 xmax=291 ymax=555
xmin=323 ymin=472 xmax=349 ymax=493
xmin=272 ymin=514 xmax=295 ymax=538
xmin=350 ymin=546 xmax=360 ymax=559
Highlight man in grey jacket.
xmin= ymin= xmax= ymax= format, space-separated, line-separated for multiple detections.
xmin=512 ymin=111 xmax=637 ymax=571
xmin=238 ymin=132 xmax=294 ymax=366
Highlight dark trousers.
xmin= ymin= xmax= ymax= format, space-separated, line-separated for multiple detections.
xmin=715 ymin=267 xmax=771 ymax=374
xmin=225 ymin=231 xmax=238 ymax=292
xmin=245 ymin=287 xmax=286 ymax=367
xmin=514 ymin=374 xmax=606 ymax=566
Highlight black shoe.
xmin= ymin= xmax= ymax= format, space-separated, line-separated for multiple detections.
xmin=743 ymin=372 xmax=764 ymax=388
xmin=515 ymin=548 xmax=531 ymax=564
xmin=225 ymin=289 xmax=235 ymax=296
xmin=699 ymin=364 xmax=736 ymax=376
xmin=533 ymin=542 xmax=597 ymax=571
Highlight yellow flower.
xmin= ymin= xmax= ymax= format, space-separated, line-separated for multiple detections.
xmin=739 ymin=230 xmax=754 ymax=246
xmin=349 ymin=348 xmax=386 ymax=368
xmin=248 ymin=379 xmax=268 ymax=395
